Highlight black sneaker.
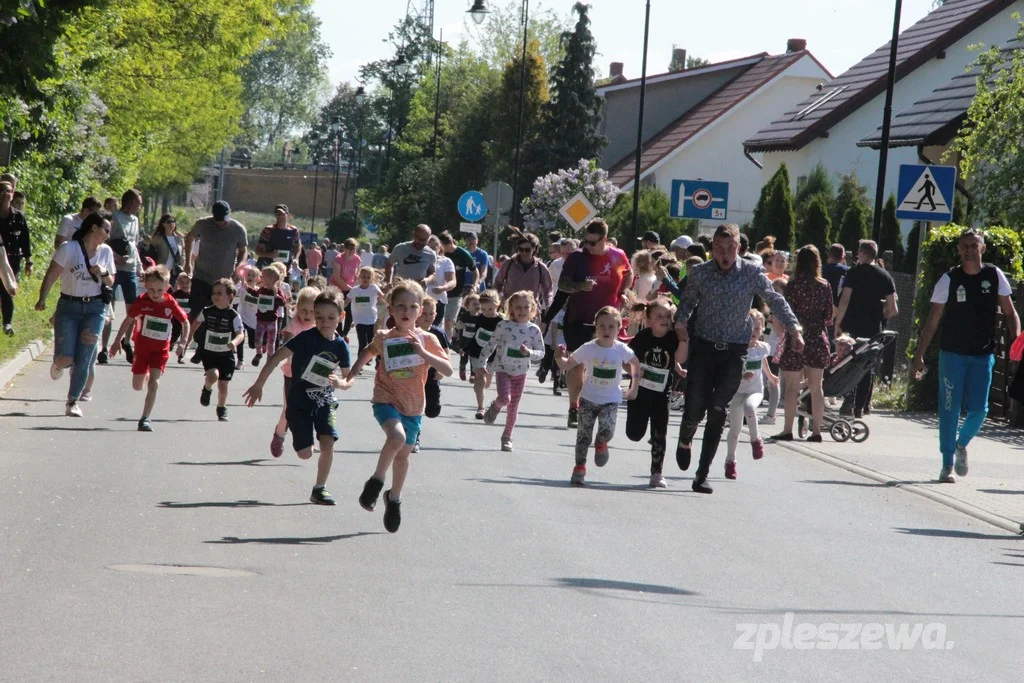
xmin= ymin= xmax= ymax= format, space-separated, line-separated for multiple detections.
xmin=310 ymin=486 xmax=336 ymax=506
xmin=382 ymin=489 xmax=401 ymax=533
xmin=137 ymin=417 xmax=153 ymax=432
xmin=3 ymin=324 xmax=13 ymax=336
xmin=216 ymin=406 xmax=228 ymax=422
xmin=96 ymin=349 xmax=109 ymax=365
xmin=359 ymin=476 xmax=384 ymax=511
xmin=567 ymin=406 xmax=579 ymax=429
xmin=691 ymin=478 xmax=713 ymax=494
xmin=200 ymin=387 xmax=212 ymax=407
xmin=122 ymin=339 xmax=134 ymax=364
xmin=251 ymin=353 xmax=262 ymax=367
xmin=676 ymin=443 xmax=691 ymax=471
xmin=190 ymin=351 xmax=202 ymax=365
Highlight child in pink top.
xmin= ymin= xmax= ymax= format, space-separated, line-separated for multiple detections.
xmin=270 ymin=287 xmax=319 ymax=457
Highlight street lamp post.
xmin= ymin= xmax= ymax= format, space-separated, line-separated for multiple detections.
xmin=385 ymin=53 xmax=411 ymax=171
xmin=310 ymin=132 xmax=321 ymax=231
xmin=630 ymin=0 xmax=652 ymax=253
xmin=872 ymin=0 xmax=904 ymax=243
xmin=330 ymin=116 xmax=342 ymax=219
xmin=354 ymin=87 xmax=366 ymax=225
xmin=432 ymin=29 xmax=444 ymax=158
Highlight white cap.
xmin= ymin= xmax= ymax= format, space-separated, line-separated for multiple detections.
xmin=671 ymin=235 xmax=693 ymax=249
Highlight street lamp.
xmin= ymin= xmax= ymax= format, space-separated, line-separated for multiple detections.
xmin=467 ymin=0 xmax=489 ymax=24
xmin=394 ymin=52 xmax=411 ymax=76
xmin=354 ymin=88 xmax=366 ymax=224
xmin=355 ymin=86 xmax=366 ymax=106
xmin=330 ymin=116 xmax=343 ymax=219
xmin=872 ymin=0 xmax=905 ymax=243
xmin=630 ymin=0 xmax=652 ymax=253
xmin=385 ymin=54 xmax=409 ymax=170
xmin=432 ymin=30 xmax=444 ymax=158
xmin=310 ymin=131 xmax=321 ymax=231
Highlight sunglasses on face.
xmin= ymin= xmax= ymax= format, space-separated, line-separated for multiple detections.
xmin=584 ymin=239 xmax=601 ymax=247
xmin=518 ymin=246 xmax=533 ymax=253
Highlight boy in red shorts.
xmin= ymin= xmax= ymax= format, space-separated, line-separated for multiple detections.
xmin=110 ymin=265 xmax=189 ymax=431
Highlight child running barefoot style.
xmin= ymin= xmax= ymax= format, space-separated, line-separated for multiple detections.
xmin=244 ymin=288 xmax=353 ymax=505
xmin=467 ymin=289 xmax=502 ymax=419
xmin=349 ymin=266 xmax=385 ymax=360
xmin=724 ymin=309 xmax=777 ymax=480
xmin=555 ymin=306 xmax=641 ymax=486
xmin=185 ymin=278 xmax=246 ymax=421
xmin=348 ymin=280 xmax=452 ymax=532
xmin=412 ymin=297 xmax=450 ymax=453
xmin=109 ymin=265 xmax=189 ymax=432
xmin=478 ymin=290 xmax=545 ymax=451
xmin=626 ymin=296 xmax=687 ymax=488
xmin=453 ymin=293 xmax=480 ymax=382
xmin=170 ymin=272 xmax=192 ymax=364
xmin=252 ymin=265 xmax=288 ymax=367
xmin=269 ymin=287 xmax=319 ymax=457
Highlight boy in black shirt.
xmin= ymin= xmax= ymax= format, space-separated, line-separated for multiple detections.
xmin=186 ymin=278 xmax=245 ymax=421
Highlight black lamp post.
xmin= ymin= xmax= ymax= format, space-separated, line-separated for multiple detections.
xmin=630 ymin=0 xmax=652 ymax=253
xmin=385 ymin=53 xmax=411 ymax=171
xmin=872 ymin=0 xmax=904 ymax=243
xmin=330 ymin=116 xmax=342 ymax=218
xmin=432 ymin=30 xmax=444 ymax=158
xmin=354 ymin=86 xmax=366 ymax=223
xmin=310 ymin=132 xmax=321 ymax=231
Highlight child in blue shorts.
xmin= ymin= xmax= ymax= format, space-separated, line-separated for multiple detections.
xmin=346 ymin=279 xmax=452 ymax=533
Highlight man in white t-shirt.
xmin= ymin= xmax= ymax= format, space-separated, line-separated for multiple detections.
xmin=54 ymin=196 xmax=103 ymax=248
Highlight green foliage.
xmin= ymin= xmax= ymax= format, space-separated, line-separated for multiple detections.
xmin=906 ymin=225 xmax=1023 ymax=410
xmin=604 ymin=187 xmax=696 ymax=246
xmin=0 ymin=272 xmax=60 ymax=364
xmin=466 ymin=0 xmax=569 ymax=72
xmin=798 ymin=193 xmax=832 ymax=253
xmin=832 ymin=172 xmax=871 ymax=232
xmin=879 ymin=195 xmax=905 ymax=271
xmin=326 ymin=210 xmax=360 ymax=243
xmin=753 ymin=164 xmax=795 ymax=251
xmin=837 ymin=202 xmax=869 ymax=251
xmin=686 ymin=55 xmax=711 ymax=70
xmin=953 ymin=20 xmax=1024 ymax=226
xmin=794 ymin=162 xmax=834 ymax=220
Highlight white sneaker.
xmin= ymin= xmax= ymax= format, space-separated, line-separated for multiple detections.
xmin=65 ymin=402 xmax=83 ymax=418
xmin=50 ymin=363 xmax=64 ymax=380
xmin=954 ymin=444 xmax=969 ymax=477
xmin=79 ymin=391 xmax=92 ymax=402
xmin=649 ymin=473 xmax=667 ymax=488
xmin=761 ymin=415 xmax=777 ymax=425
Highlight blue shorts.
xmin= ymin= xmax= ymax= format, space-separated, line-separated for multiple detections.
xmin=372 ymin=403 xmax=422 ymax=445
xmin=286 ymin=402 xmax=338 ymax=452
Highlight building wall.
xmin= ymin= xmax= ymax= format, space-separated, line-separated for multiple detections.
xmin=221 ymin=167 xmax=353 ymax=218
xmin=756 ymin=2 xmax=1024 ymax=237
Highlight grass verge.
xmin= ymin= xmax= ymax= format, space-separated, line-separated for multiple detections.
xmin=0 ymin=273 xmax=59 ymax=365
xmin=872 ymin=370 xmax=909 ymax=412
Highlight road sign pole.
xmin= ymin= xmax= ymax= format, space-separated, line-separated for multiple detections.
xmin=912 ymin=220 xmax=929 ymax=306
xmin=872 ymin=0 xmax=904 ymax=243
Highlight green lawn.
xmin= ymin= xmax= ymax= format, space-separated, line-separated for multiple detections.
xmin=0 ymin=273 xmax=59 ymax=365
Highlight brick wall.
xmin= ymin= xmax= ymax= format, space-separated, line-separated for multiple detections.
xmin=221 ymin=167 xmax=353 ymax=217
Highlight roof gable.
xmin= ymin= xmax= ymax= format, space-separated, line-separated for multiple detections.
xmin=744 ymin=0 xmax=1017 ymax=153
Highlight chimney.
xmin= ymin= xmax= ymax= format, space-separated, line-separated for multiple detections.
xmin=673 ymin=48 xmax=687 ymax=70
xmin=609 ymin=61 xmax=624 ymax=79
xmin=787 ymin=38 xmax=807 ymax=53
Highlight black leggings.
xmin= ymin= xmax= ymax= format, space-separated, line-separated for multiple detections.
xmin=235 ymin=324 xmax=256 ymax=363
xmin=0 ymin=256 xmax=21 ymax=326
xmin=343 ymin=302 xmax=353 ymax=337
xmin=356 ymin=323 xmax=375 ymax=357
xmin=627 ymin=392 xmax=669 ymax=474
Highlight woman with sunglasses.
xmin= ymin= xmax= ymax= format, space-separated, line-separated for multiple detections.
xmin=144 ymin=214 xmax=184 ymax=278
xmin=493 ymin=233 xmax=552 ymax=314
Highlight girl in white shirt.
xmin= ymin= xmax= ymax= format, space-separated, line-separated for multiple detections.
xmin=349 ymin=267 xmax=385 ymax=356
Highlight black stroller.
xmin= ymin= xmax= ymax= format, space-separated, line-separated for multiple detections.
xmin=796 ymin=330 xmax=898 ymax=443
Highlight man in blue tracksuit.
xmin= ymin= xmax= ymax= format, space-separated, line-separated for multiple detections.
xmin=912 ymin=228 xmax=1020 ymax=483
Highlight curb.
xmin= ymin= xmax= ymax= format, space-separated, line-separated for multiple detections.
xmin=777 ymin=439 xmax=1024 ymax=536
xmin=0 ymin=338 xmax=50 ymax=395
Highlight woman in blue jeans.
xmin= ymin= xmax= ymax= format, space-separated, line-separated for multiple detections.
xmin=35 ymin=211 xmax=116 ymax=417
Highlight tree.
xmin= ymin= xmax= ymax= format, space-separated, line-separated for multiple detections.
xmin=878 ymin=194 xmax=905 ymax=270
xmin=748 ymin=178 xmax=774 ymax=244
xmin=837 ymin=202 xmax=870 ymax=251
xmin=799 ymin=193 xmax=832 ymax=253
xmin=604 ymin=186 xmax=696 ymax=246
xmin=668 ymin=49 xmax=710 ymax=73
xmin=763 ymin=172 xmax=796 ymax=252
xmin=533 ymin=3 xmax=606 ymax=180
xmin=832 ymin=172 xmax=871 ymax=233
xmin=520 ymin=158 xmax=619 ymax=233
xmin=794 ymin=162 xmax=834 ymax=220
xmin=466 ymin=0 xmax=569 ymax=72
xmin=687 ymin=55 xmax=711 ymax=70
xmin=953 ymin=20 xmax=1024 ymax=226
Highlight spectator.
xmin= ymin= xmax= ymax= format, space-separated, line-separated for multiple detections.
xmin=0 ymin=180 xmax=31 ymax=336
xmin=99 ymin=189 xmax=144 ymax=364
xmin=670 ymin=235 xmax=693 ymax=261
xmin=385 ymin=223 xmax=437 ymax=287
xmin=834 ymin=239 xmax=898 ymax=417
xmin=686 ymin=243 xmax=707 ymax=262
xmin=493 ymin=232 xmax=552 ymax=310
xmin=34 ymin=212 xmax=116 ymax=417
xmin=143 ymin=214 xmax=185 ymax=279
xmin=630 ymin=249 xmax=658 ymax=301
xmin=426 ymin=235 xmax=457 ymax=325
xmin=333 ymin=238 xmax=363 ymax=338
xmin=359 ymin=243 xmax=374 ymax=268
xmin=184 ymin=200 xmax=248 ymax=346
xmin=255 ymin=204 xmax=300 ymax=269
xmin=103 ymin=196 xmax=118 ymax=213
xmin=437 ymin=230 xmax=478 ymax=337
xmin=321 ymin=241 xmax=338 ymax=283
xmin=371 ymin=245 xmax=389 ymax=271
xmin=638 ymin=230 xmax=661 ymax=251
xmin=739 ymin=232 xmax=762 ymax=266
xmin=305 ymin=242 xmax=323 ymax=277
xmin=821 ymin=243 xmax=849 ymax=305
xmin=11 ymin=191 xmax=25 ymax=212
xmin=464 ymin=232 xmax=489 ymax=292
xmin=55 ymin=196 xmax=102 ymax=248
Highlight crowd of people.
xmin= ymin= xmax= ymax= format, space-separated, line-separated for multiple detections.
xmin=6 ymin=183 xmax=1013 ymax=529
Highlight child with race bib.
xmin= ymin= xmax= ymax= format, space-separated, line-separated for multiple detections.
xmin=478 ymin=290 xmax=545 ymax=451
xmin=244 ymin=288 xmax=353 ymax=505
xmin=348 ymin=279 xmax=452 ymax=532
xmin=110 ymin=265 xmax=189 ymax=432
xmin=467 ymin=289 xmax=502 ymax=419
xmin=626 ymin=296 xmax=687 ymax=487
xmin=269 ymin=287 xmax=319 ymax=457
xmin=556 ymin=306 xmax=640 ymax=486
xmin=170 ymin=272 xmax=191 ymax=364
xmin=453 ymin=293 xmax=480 ymax=382
xmin=251 ymin=265 xmax=287 ymax=367
xmin=233 ymin=265 xmax=260 ymax=369
xmin=186 ymin=278 xmax=245 ymax=422
xmin=412 ymin=296 xmax=450 ymax=453
xmin=349 ymin=266 xmax=384 ymax=360
xmin=725 ymin=309 xmax=777 ymax=480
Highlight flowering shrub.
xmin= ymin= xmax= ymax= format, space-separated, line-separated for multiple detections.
xmin=520 ymin=158 xmax=619 ymax=232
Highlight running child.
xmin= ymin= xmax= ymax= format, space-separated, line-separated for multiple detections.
xmin=626 ymin=296 xmax=686 ymax=487
xmin=555 ymin=306 xmax=640 ymax=486
xmin=762 ymin=279 xmax=786 ymax=425
xmin=467 ymin=289 xmax=502 ymax=419
xmin=234 ymin=265 xmax=260 ymax=369
xmin=270 ymin=287 xmax=319 ymax=457
xmin=185 ymin=278 xmax=245 ymax=421
xmin=725 ymin=309 xmax=777 ymax=479
xmin=412 ymin=296 xmax=449 ymax=453
xmin=170 ymin=272 xmax=192 ymax=364
xmin=244 ymin=288 xmax=353 ymax=505
xmin=349 ymin=266 xmax=384 ymax=358
xmin=252 ymin=265 xmax=287 ymax=366
xmin=478 ymin=290 xmax=545 ymax=451
xmin=348 ymin=280 xmax=452 ymax=532
xmin=453 ymin=293 xmax=480 ymax=381
xmin=109 ymin=265 xmax=189 ymax=432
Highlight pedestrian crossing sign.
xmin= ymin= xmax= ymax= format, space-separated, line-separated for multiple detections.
xmin=895 ymin=164 xmax=956 ymax=222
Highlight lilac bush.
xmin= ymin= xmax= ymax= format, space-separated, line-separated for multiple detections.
xmin=521 ymin=158 xmax=620 ymax=232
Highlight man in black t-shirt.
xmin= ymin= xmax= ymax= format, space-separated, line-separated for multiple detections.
xmin=821 ymin=243 xmax=849 ymax=306
xmin=835 ymin=240 xmax=898 ymax=416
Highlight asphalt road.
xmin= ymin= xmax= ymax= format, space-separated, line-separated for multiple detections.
xmin=1 ymin=349 xmax=1022 ymax=682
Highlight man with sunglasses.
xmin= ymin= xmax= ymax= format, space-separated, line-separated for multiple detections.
xmin=493 ymin=234 xmax=552 ymax=308
xmin=674 ymin=223 xmax=804 ymax=494
xmin=385 ymin=223 xmax=437 ymax=289
xmin=558 ymin=219 xmax=632 ymax=428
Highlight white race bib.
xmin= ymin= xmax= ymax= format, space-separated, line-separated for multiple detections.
xmin=589 ymin=360 xmax=619 ymax=388
xmin=274 ymin=249 xmax=291 ymax=263
xmin=384 ymin=336 xmax=425 ymax=374
xmin=475 ymin=327 xmax=493 ymax=346
xmin=744 ymin=357 xmax=762 ymax=373
xmin=956 ymin=285 xmax=967 ymax=303
xmin=244 ymin=291 xmax=259 ymax=307
xmin=206 ymin=331 xmax=232 ymax=354
xmin=141 ymin=315 xmax=172 ymax=341
xmin=176 ymin=298 xmax=190 ymax=315
xmin=638 ymin=363 xmax=669 ymax=392
xmin=257 ymin=294 xmax=276 ymax=313
xmin=462 ymin=325 xmax=477 ymax=339
xmin=353 ymin=295 xmax=373 ymax=309
xmin=301 ymin=354 xmax=337 ymax=387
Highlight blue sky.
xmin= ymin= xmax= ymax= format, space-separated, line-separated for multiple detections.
xmin=313 ymin=0 xmax=938 ymax=87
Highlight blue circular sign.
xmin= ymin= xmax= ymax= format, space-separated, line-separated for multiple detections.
xmin=457 ymin=191 xmax=487 ymax=222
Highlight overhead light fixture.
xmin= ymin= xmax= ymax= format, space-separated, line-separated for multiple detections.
xmin=467 ymin=0 xmax=489 ymax=25
xmin=355 ymin=86 xmax=366 ymax=105
xmin=394 ymin=53 xmax=410 ymax=76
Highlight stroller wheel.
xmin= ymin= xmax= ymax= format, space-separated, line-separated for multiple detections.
xmin=850 ymin=420 xmax=870 ymax=443
xmin=797 ymin=416 xmax=807 ymax=439
xmin=830 ymin=420 xmax=853 ymax=443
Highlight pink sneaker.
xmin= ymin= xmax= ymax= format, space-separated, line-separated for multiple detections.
xmin=751 ymin=438 xmax=765 ymax=460
xmin=270 ymin=432 xmax=285 ymax=458
xmin=594 ymin=442 xmax=610 ymax=467
xmin=725 ymin=461 xmax=737 ymax=480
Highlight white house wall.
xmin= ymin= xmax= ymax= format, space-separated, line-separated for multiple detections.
xmin=757 ymin=1 xmax=1024 ymax=237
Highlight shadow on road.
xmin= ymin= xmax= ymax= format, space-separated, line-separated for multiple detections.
xmin=173 ymin=458 xmax=301 ymax=467
xmin=158 ymin=500 xmax=311 ymax=509
xmin=554 ymin=577 xmax=697 ymax=595
xmin=23 ymin=425 xmax=112 ymax=431
xmin=468 ymin=475 xmax=698 ymax=494
xmin=205 ymin=531 xmax=383 ymax=545
xmin=978 ymin=489 xmax=1024 ymax=495
xmin=894 ymin=527 xmax=1024 ymax=540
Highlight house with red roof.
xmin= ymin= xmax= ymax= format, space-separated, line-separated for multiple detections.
xmin=744 ymin=0 xmax=1023 ymax=223
xmin=597 ymin=41 xmax=831 ymax=229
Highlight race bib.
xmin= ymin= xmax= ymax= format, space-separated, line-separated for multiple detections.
xmin=462 ymin=325 xmax=477 ymax=339
xmin=206 ymin=331 xmax=232 ymax=354
xmin=744 ymin=357 xmax=762 ymax=373
xmin=176 ymin=298 xmax=190 ymax=315
xmin=475 ymin=327 xmax=493 ymax=346
xmin=141 ymin=315 xmax=171 ymax=341
xmin=354 ymin=295 xmax=372 ymax=309
xmin=505 ymin=345 xmax=526 ymax=359
xmin=301 ymin=354 xmax=337 ymax=387
xmin=589 ymin=361 xmax=619 ymax=388
xmin=274 ymin=249 xmax=291 ymax=263
xmin=384 ymin=336 xmax=424 ymax=375
xmin=638 ymin=363 xmax=669 ymax=392
xmin=956 ymin=285 xmax=967 ymax=303
xmin=244 ymin=292 xmax=259 ymax=306
xmin=257 ymin=294 xmax=276 ymax=313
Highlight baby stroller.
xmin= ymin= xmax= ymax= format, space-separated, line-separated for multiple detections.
xmin=796 ymin=330 xmax=897 ymax=443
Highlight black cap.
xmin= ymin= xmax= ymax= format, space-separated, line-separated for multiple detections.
xmin=639 ymin=230 xmax=660 ymax=244
xmin=274 ymin=204 xmax=289 ymax=214
xmin=212 ymin=200 xmax=231 ymax=221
